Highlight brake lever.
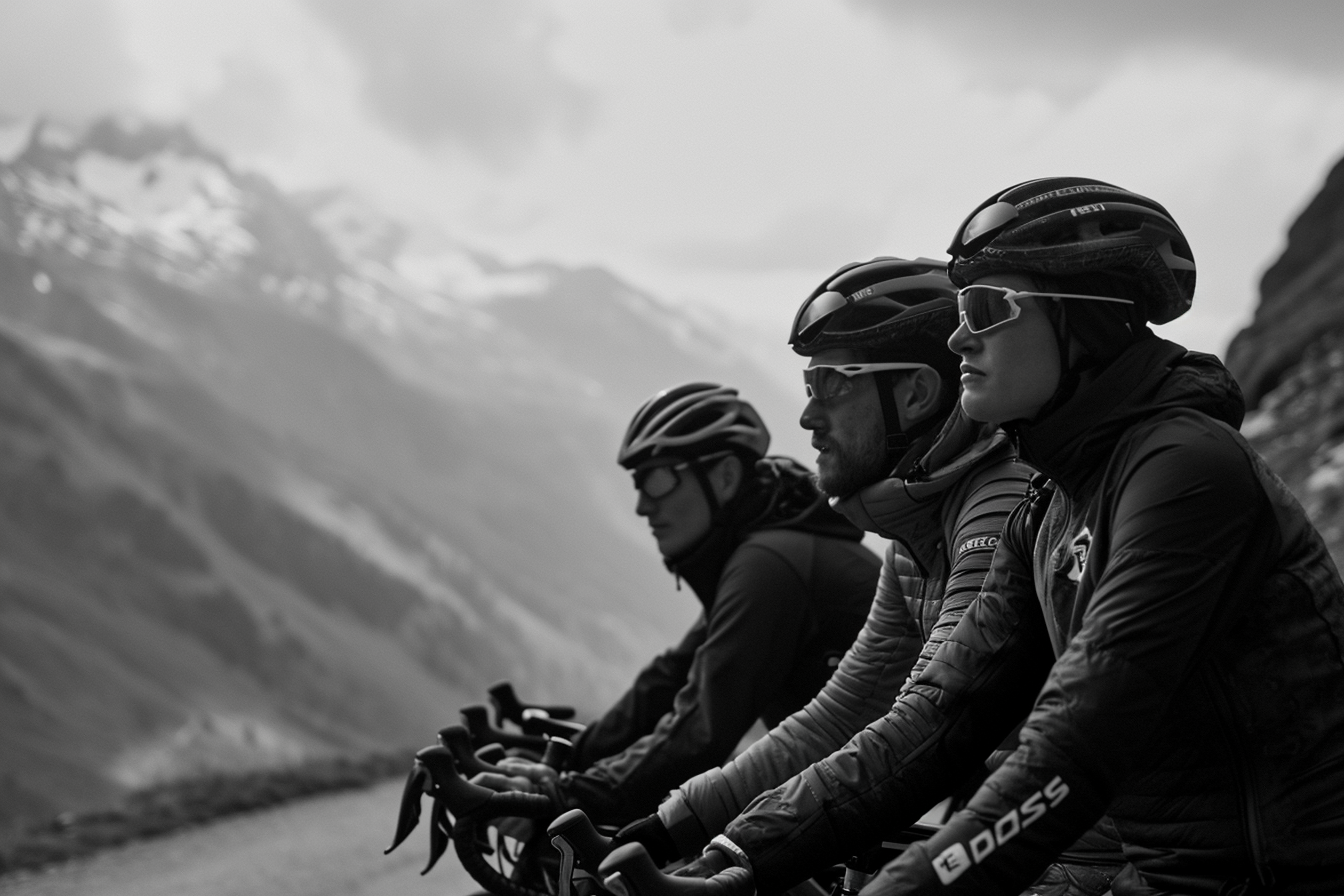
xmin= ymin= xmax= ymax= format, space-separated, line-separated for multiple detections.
xmin=439 ymin=725 xmax=506 ymax=776
xmin=384 ymin=761 xmax=430 ymax=855
xmin=421 ymin=795 xmax=453 ymax=875
xmin=488 ymin=680 xmax=577 ymax=727
xmin=548 ymin=808 xmax=616 ymax=896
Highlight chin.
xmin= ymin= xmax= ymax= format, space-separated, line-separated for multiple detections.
xmin=814 ymin=464 xmax=843 ymax=498
xmin=959 ymin=395 xmax=1000 ymax=426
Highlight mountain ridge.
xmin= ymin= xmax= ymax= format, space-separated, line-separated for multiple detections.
xmin=0 ymin=115 xmax=802 ymax=838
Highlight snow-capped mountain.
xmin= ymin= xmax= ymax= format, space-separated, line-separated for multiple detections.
xmin=0 ymin=116 xmax=804 ymax=837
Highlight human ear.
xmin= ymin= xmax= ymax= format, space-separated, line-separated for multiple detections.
xmin=710 ymin=455 xmax=744 ymax=502
xmin=900 ymin=368 xmax=944 ymax=425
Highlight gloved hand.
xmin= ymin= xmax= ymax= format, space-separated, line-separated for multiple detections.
xmin=472 ymin=757 xmax=564 ymax=805
xmin=470 ymin=759 xmax=564 ymax=843
xmin=611 ymin=813 xmax=681 ymax=867
xmin=671 ymin=847 xmax=731 ymax=879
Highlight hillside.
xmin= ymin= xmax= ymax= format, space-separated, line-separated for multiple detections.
xmin=0 ymin=116 xmax=804 ymax=838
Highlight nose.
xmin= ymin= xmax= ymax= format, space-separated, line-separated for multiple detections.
xmin=947 ymin=317 xmax=976 ymax=356
xmin=635 ymin=489 xmax=656 ymax=517
xmin=799 ymin=395 xmax=826 ymax=432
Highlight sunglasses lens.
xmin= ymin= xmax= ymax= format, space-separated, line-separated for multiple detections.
xmin=791 ymin=290 xmax=848 ymax=345
xmin=802 ymin=367 xmax=853 ymax=402
xmin=958 ymin=286 xmax=1020 ymax=333
xmin=636 ymin=465 xmax=680 ymax=499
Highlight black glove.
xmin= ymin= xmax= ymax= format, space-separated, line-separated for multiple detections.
xmin=611 ymin=814 xmax=680 ymax=867
xmin=671 ymin=849 xmax=730 ymax=879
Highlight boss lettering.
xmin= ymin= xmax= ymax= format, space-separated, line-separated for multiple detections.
xmin=927 ymin=776 xmax=1071 ymax=879
xmin=1019 ymin=790 xmax=1047 ymax=826
xmin=969 ymin=829 xmax=996 ymax=862
xmin=1045 ymin=775 xmax=1070 ymax=807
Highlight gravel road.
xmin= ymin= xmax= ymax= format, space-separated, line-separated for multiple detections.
xmin=0 ymin=779 xmax=479 ymax=896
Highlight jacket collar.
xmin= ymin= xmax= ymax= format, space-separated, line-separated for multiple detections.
xmin=833 ymin=406 xmax=1013 ymax=557
xmin=667 ymin=455 xmax=865 ymax=611
xmin=1011 ymin=336 xmax=1244 ymax=494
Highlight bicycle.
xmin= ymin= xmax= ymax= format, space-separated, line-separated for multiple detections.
xmin=387 ymin=683 xmax=944 ymax=896
xmin=387 ymin=683 xmax=604 ymax=896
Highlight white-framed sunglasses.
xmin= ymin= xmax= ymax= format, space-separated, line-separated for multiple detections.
xmin=803 ymin=362 xmax=932 ymax=402
xmin=956 ymin=285 xmax=1134 ymax=335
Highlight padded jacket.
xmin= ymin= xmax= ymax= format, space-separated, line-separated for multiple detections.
xmin=659 ymin=408 xmax=1032 ymax=854
xmin=721 ymin=338 xmax=1344 ymax=895
xmin=560 ymin=457 xmax=880 ymax=826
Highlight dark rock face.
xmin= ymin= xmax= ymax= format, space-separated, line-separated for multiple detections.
xmin=1227 ymin=153 xmax=1344 ymax=563
xmin=1226 ymin=154 xmax=1344 ymax=408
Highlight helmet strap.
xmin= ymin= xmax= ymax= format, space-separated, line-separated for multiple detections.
xmin=874 ymin=370 xmax=910 ymax=461
xmin=876 ymin=369 xmax=949 ymax=476
xmin=689 ymin=461 xmax=722 ymax=518
xmin=1034 ymin=300 xmax=1094 ymax=421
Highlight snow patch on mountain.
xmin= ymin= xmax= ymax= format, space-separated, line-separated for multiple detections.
xmin=395 ymin=247 xmax=551 ymax=303
xmin=73 ymin=150 xmax=256 ymax=261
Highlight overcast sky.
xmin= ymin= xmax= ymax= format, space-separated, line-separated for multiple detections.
xmin=5 ymin=0 xmax=1344 ymax=359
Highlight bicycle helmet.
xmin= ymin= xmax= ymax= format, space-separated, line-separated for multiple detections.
xmin=618 ymin=382 xmax=770 ymax=470
xmin=946 ymin=177 xmax=1196 ymax=325
xmin=791 ymin=257 xmax=961 ymax=459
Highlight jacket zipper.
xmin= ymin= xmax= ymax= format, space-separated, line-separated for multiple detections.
xmin=1204 ymin=667 xmax=1272 ymax=888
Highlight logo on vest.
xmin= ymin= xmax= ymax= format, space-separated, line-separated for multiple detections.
xmin=932 ymin=776 xmax=1071 ymax=884
xmin=1065 ymin=527 xmax=1091 ymax=584
xmin=957 ymin=535 xmax=999 ymax=557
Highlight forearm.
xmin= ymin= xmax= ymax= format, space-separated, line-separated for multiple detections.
xmin=730 ymin=583 xmax=1054 ymax=893
xmin=671 ymin=582 xmax=923 ymax=849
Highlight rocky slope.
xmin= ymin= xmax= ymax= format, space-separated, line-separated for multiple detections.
xmin=0 ymin=117 xmax=803 ymax=837
xmin=1226 ymin=152 xmax=1344 ymax=559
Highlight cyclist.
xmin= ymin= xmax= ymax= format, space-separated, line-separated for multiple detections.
xmin=616 ymin=261 xmax=1119 ymax=893
xmin=669 ymin=179 xmax=1344 ymax=895
xmin=476 ymin=383 xmax=880 ymax=826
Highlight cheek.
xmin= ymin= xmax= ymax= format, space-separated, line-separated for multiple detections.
xmin=834 ymin=408 xmax=881 ymax=451
xmin=668 ymin=484 xmax=708 ymax=525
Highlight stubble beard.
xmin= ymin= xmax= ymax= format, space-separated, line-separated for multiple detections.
xmin=816 ymin=433 xmax=890 ymax=499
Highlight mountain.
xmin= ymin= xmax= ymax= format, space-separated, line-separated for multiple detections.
xmin=0 ymin=116 xmax=806 ymax=836
xmin=1226 ymin=152 xmax=1344 ymax=559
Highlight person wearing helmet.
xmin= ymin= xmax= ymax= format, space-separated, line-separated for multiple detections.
xmin=476 ymin=382 xmax=879 ymax=826
xmin=668 ymin=179 xmax=1344 ymax=895
xmin=614 ymin=261 xmax=1121 ymax=893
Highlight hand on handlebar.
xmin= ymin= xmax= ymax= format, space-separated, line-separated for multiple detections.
xmin=612 ymin=814 xmax=681 ymax=868
xmin=600 ymin=843 xmax=753 ymax=896
xmin=670 ymin=848 xmax=731 ymax=879
xmin=472 ymin=757 xmax=564 ymax=804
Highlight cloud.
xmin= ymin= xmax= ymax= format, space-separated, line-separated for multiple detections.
xmin=847 ymin=0 xmax=1344 ymax=93
xmin=307 ymin=0 xmax=595 ymax=168
xmin=185 ymin=56 xmax=293 ymax=156
xmin=661 ymin=203 xmax=892 ymax=273
xmin=659 ymin=0 xmax=757 ymax=36
xmin=0 ymin=0 xmax=137 ymax=119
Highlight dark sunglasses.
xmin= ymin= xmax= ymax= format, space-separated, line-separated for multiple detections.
xmin=632 ymin=451 xmax=733 ymax=499
xmin=803 ymin=362 xmax=931 ymax=402
xmin=957 ymin=284 xmax=1134 ymax=335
